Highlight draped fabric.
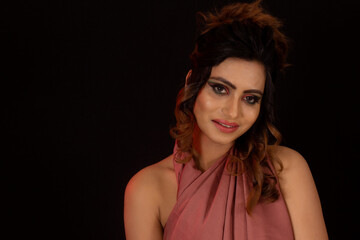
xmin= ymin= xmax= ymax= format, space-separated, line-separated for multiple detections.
xmin=163 ymin=143 xmax=294 ymax=240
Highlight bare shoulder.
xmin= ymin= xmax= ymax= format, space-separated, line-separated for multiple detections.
xmin=124 ymin=154 xmax=175 ymax=211
xmin=124 ymin=154 xmax=175 ymax=240
xmin=269 ymin=145 xmax=328 ymax=240
xmin=126 ymin=154 xmax=174 ymax=189
xmin=268 ymin=145 xmax=307 ymax=173
xmin=269 ymin=145 xmax=314 ymax=199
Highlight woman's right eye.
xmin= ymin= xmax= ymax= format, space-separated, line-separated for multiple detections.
xmin=208 ymin=82 xmax=229 ymax=95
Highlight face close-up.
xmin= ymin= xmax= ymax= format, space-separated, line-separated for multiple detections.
xmin=193 ymin=57 xmax=266 ymax=146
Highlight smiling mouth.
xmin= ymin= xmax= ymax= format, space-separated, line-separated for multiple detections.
xmin=212 ymin=120 xmax=239 ymax=128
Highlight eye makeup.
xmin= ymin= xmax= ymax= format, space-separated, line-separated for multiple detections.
xmin=242 ymin=94 xmax=261 ymax=105
xmin=208 ymin=76 xmax=237 ymax=89
xmin=207 ymin=80 xmax=229 ymax=95
xmin=207 ymin=79 xmax=263 ymax=105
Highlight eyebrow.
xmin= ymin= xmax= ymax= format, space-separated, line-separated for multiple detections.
xmin=209 ymin=76 xmax=237 ymax=89
xmin=209 ymin=76 xmax=263 ymax=96
xmin=244 ymin=89 xmax=263 ymax=96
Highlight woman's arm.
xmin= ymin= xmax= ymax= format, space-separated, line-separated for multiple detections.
xmin=275 ymin=146 xmax=328 ymax=240
xmin=124 ymin=166 xmax=163 ymax=240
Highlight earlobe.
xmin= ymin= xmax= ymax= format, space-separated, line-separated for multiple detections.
xmin=185 ymin=70 xmax=192 ymax=86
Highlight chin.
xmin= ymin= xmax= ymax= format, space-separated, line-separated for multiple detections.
xmin=205 ymin=132 xmax=239 ymax=146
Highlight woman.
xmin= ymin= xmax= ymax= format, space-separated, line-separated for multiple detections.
xmin=124 ymin=1 xmax=328 ymax=239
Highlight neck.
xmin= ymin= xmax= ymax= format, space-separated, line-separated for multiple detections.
xmin=192 ymin=124 xmax=233 ymax=172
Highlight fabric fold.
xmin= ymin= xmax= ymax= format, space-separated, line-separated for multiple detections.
xmin=163 ymin=143 xmax=294 ymax=240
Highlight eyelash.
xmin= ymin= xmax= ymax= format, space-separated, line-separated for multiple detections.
xmin=207 ymin=82 xmax=261 ymax=105
xmin=242 ymin=95 xmax=261 ymax=105
xmin=208 ymin=82 xmax=229 ymax=94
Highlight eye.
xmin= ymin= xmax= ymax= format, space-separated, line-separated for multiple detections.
xmin=207 ymin=82 xmax=229 ymax=95
xmin=242 ymin=95 xmax=261 ymax=105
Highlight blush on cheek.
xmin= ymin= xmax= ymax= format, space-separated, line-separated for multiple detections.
xmin=250 ymin=111 xmax=261 ymax=125
xmin=194 ymin=93 xmax=203 ymax=115
xmin=195 ymin=90 xmax=216 ymax=114
xmin=194 ymin=92 xmax=214 ymax=129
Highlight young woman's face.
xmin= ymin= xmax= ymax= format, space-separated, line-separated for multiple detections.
xmin=193 ymin=57 xmax=266 ymax=146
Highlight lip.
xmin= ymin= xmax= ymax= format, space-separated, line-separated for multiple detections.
xmin=212 ymin=119 xmax=239 ymax=133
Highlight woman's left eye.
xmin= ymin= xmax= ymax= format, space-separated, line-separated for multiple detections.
xmin=242 ymin=95 xmax=261 ymax=105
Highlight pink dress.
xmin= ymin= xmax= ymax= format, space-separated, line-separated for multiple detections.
xmin=163 ymin=143 xmax=294 ymax=240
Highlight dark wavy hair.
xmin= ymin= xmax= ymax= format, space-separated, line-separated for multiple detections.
xmin=170 ymin=0 xmax=289 ymax=214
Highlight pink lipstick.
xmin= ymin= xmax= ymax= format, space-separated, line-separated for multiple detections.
xmin=212 ymin=119 xmax=239 ymax=133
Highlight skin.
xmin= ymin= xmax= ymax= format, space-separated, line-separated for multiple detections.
xmin=192 ymin=58 xmax=265 ymax=170
xmin=124 ymin=58 xmax=328 ymax=240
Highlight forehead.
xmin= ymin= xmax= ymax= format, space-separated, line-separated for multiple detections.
xmin=210 ymin=58 xmax=266 ymax=90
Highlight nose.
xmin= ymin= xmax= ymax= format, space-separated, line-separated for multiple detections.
xmin=222 ymin=96 xmax=241 ymax=119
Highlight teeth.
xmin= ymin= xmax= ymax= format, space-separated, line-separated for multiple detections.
xmin=217 ymin=121 xmax=236 ymax=128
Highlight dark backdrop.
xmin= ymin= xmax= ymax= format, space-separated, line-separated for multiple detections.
xmin=3 ymin=0 xmax=359 ymax=239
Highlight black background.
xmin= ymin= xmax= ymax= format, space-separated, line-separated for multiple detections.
xmin=3 ymin=0 xmax=359 ymax=239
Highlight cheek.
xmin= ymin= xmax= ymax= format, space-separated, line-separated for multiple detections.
xmin=194 ymin=90 xmax=217 ymax=119
xmin=243 ymin=105 xmax=261 ymax=123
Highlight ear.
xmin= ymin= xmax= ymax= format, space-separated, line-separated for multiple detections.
xmin=185 ymin=70 xmax=192 ymax=86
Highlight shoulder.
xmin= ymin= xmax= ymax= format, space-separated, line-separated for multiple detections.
xmin=126 ymin=154 xmax=174 ymax=185
xmin=124 ymin=154 xmax=175 ymax=240
xmin=268 ymin=145 xmax=328 ymax=239
xmin=124 ymin=154 xmax=174 ymax=208
xmin=268 ymin=145 xmax=313 ymax=198
xmin=268 ymin=145 xmax=314 ymax=200
xmin=269 ymin=145 xmax=307 ymax=173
